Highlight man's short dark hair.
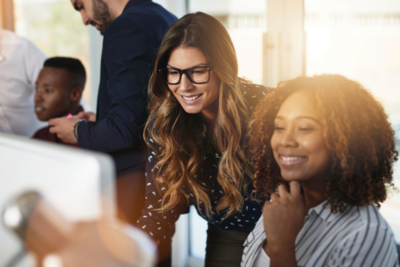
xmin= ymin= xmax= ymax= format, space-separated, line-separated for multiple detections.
xmin=44 ymin=57 xmax=86 ymax=90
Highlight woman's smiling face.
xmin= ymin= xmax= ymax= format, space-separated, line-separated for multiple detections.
xmin=167 ymin=46 xmax=220 ymax=121
xmin=270 ymin=91 xmax=331 ymax=183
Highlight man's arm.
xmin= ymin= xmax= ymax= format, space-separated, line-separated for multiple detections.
xmin=51 ymin=16 xmax=153 ymax=150
xmin=78 ymin=16 xmax=153 ymax=152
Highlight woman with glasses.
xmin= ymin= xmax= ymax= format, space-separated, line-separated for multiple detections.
xmin=136 ymin=12 xmax=268 ymax=267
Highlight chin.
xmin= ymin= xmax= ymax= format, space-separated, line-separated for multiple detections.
xmin=182 ymin=106 xmax=201 ymax=114
xmin=39 ymin=118 xmax=50 ymax=122
xmin=36 ymin=116 xmax=48 ymax=122
xmin=280 ymin=171 xmax=304 ymax=182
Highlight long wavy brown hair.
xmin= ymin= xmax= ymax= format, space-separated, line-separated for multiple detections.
xmin=246 ymin=74 xmax=398 ymax=212
xmin=145 ymin=12 xmax=252 ymax=217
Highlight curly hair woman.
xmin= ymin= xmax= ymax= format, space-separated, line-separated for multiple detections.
xmin=136 ymin=12 xmax=268 ymax=267
xmin=242 ymin=74 xmax=398 ymax=267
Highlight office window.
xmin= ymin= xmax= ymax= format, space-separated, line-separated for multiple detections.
xmin=305 ymin=0 xmax=400 ymax=242
xmin=13 ymin=0 xmax=92 ymax=105
xmin=189 ymin=0 xmax=267 ymax=84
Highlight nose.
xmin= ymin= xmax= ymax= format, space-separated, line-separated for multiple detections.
xmin=178 ymin=73 xmax=194 ymax=91
xmin=34 ymin=90 xmax=43 ymax=103
xmin=279 ymin=127 xmax=297 ymax=147
xmin=80 ymin=11 xmax=91 ymax=26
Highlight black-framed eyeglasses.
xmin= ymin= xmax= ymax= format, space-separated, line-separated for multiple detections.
xmin=159 ymin=66 xmax=213 ymax=85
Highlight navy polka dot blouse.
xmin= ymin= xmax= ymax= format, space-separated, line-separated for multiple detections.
xmin=137 ymin=83 xmax=269 ymax=242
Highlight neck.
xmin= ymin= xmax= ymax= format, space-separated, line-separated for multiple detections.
xmin=106 ymin=0 xmax=129 ymax=21
xmin=301 ymin=178 xmax=328 ymax=214
xmin=200 ymin=111 xmax=217 ymax=132
xmin=68 ymin=104 xmax=81 ymax=116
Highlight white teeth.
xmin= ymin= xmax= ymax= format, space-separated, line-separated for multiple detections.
xmin=35 ymin=107 xmax=43 ymax=111
xmin=282 ymin=156 xmax=305 ymax=162
xmin=183 ymin=94 xmax=201 ymax=101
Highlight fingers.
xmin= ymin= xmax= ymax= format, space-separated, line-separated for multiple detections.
xmin=270 ymin=192 xmax=280 ymax=203
xmin=289 ymin=181 xmax=302 ymax=200
xmin=277 ymin=184 xmax=290 ymax=198
xmin=87 ymin=112 xmax=96 ymax=122
xmin=262 ymin=198 xmax=271 ymax=213
xmin=48 ymin=118 xmax=58 ymax=126
xmin=75 ymin=112 xmax=85 ymax=119
xmin=266 ymin=182 xmax=302 ymax=209
xmin=48 ymin=125 xmax=57 ymax=134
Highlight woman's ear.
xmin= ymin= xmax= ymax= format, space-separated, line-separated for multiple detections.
xmin=70 ymin=88 xmax=83 ymax=102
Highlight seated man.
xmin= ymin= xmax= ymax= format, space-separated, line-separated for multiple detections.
xmin=32 ymin=57 xmax=86 ymax=147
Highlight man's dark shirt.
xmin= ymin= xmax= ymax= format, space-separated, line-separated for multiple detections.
xmin=32 ymin=106 xmax=83 ymax=147
xmin=77 ymin=0 xmax=177 ymax=172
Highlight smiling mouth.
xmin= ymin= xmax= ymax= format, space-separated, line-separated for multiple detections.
xmin=281 ymin=156 xmax=307 ymax=162
xmin=279 ymin=155 xmax=308 ymax=166
xmin=181 ymin=94 xmax=203 ymax=101
xmin=35 ymin=107 xmax=44 ymax=113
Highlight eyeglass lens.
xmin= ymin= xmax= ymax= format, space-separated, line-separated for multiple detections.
xmin=162 ymin=67 xmax=210 ymax=84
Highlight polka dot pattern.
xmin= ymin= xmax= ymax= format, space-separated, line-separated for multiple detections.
xmin=137 ymin=83 xmax=269 ymax=242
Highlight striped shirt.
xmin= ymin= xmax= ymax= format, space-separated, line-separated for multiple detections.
xmin=241 ymin=201 xmax=398 ymax=267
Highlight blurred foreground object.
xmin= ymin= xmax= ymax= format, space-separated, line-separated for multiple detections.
xmin=3 ymin=191 xmax=156 ymax=267
xmin=43 ymin=221 xmax=156 ymax=267
xmin=0 ymin=132 xmax=115 ymax=266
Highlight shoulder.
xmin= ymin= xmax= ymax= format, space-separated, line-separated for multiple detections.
xmin=354 ymin=205 xmax=397 ymax=245
xmin=123 ymin=1 xmax=176 ymax=21
xmin=0 ymin=29 xmax=25 ymax=46
xmin=0 ymin=29 xmax=44 ymax=56
xmin=241 ymin=82 xmax=270 ymax=111
xmin=356 ymin=204 xmax=392 ymax=229
xmin=104 ymin=14 xmax=143 ymax=40
xmin=333 ymin=205 xmax=398 ymax=265
xmin=0 ymin=29 xmax=20 ymax=44
xmin=106 ymin=2 xmax=176 ymax=41
xmin=330 ymin=204 xmax=393 ymax=236
xmin=32 ymin=126 xmax=52 ymax=140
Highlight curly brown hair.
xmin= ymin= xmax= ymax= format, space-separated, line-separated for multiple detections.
xmin=246 ymin=74 xmax=398 ymax=212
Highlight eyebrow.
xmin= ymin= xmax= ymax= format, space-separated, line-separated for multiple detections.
xmin=275 ymin=115 xmax=320 ymax=123
xmin=35 ymin=82 xmax=53 ymax=88
xmin=167 ymin=63 xmax=209 ymax=69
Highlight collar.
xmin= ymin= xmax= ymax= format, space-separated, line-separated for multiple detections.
xmin=76 ymin=106 xmax=84 ymax=114
xmin=70 ymin=106 xmax=84 ymax=116
xmin=123 ymin=0 xmax=151 ymax=12
xmin=307 ymin=200 xmax=343 ymax=223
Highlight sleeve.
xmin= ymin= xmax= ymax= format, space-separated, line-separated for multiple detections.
xmin=325 ymin=224 xmax=398 ymax=267
xmin=136 ymin=125 xmax=188 ymax=242
xmin=77 ymin=16 xmax=152 ymax=152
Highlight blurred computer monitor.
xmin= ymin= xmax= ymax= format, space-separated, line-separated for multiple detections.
xmin=0 ymin=132 xmax=115 ymax=266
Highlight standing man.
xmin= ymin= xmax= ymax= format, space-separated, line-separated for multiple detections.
xmin=49 ymin=0 xmax=176 ymax=225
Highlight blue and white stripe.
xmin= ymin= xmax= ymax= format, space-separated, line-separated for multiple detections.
xmin=241 ymin=201 xmax=398 ymax=267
